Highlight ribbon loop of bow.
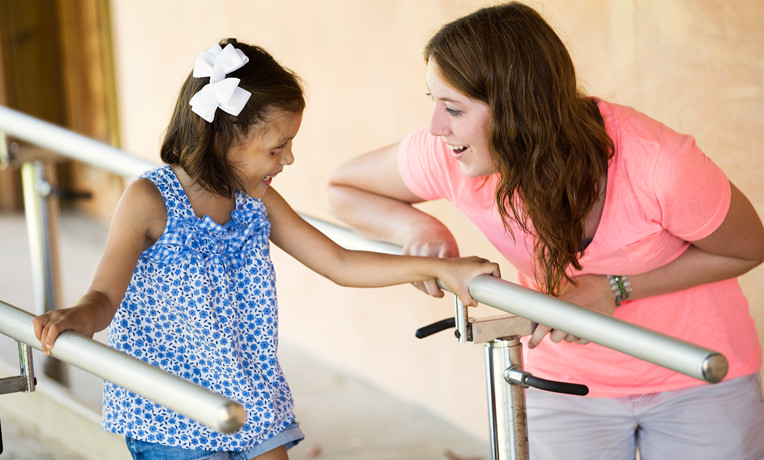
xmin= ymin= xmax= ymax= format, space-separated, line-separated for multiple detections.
xmin=189 ymin=43 xmax=252 ymax=122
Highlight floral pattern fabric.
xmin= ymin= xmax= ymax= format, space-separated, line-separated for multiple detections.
xmin=102 ymin=166 xmax=295 ymax=451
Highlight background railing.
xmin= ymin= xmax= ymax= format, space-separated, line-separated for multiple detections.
xmin=0 ymin=105 xmax=728 ymax=435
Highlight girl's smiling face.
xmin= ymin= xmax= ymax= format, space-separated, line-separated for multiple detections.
xmin=229 ymin=110 xmax=303 ymax=198
xmin=426 ymin=60 xmax=495 ymax=178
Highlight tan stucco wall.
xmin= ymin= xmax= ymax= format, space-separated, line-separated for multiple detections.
xmin=110 ymin=0 xmax=764 ymax=441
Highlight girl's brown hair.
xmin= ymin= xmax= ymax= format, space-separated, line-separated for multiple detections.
xmin=425 ymin=2 xmax=613 ymax=296
xmin=161 ymin=38 xmax=305 ymax=197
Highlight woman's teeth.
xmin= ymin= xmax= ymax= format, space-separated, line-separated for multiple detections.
xmin=449 ymin=145 xmax=468 ymax=154
xmin=264 ymin=175 xmax=272 ymax=181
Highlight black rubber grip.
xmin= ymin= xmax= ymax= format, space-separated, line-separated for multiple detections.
xmin=525 ymin=374 xmax=589 ymax=396
xmin=415 ymin=317 xmax=456 ymax=339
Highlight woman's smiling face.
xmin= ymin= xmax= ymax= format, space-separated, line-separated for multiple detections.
xmin=426 ymin=60 xmax=495 ymax=178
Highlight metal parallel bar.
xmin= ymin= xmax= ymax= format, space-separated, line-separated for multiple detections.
xmin=303 ymin=217 xmax=728 ymax=384
xmin=0 ymin=104 xmax=728 ymax=383
xmin=0 ymin=300 xmax=245 ymax=434
xmin=469 ymin=275 xmax=727 ymax=383
xmin=0 ymin=105 xmax=155 ymax=178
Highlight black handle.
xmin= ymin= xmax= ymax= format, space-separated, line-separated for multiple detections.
xmin=526 ymin=374 xmax=588 ymax=395
xmin=49 ymin=187 xmax=92 ymax=200
xmin=415 ymin=317 xmax=456 ymax=339
xmin=417 ymin=319 xmax=589 ymax=396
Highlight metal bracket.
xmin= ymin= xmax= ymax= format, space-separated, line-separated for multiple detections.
xmin=0 ymin=342 xmax=36 ymax=395
xmin=453 ymin=296 xmax=533 ymax=343
xmin=0 ymin=130 xmax=11 ymax=169
xmin=1 ymin=141 xmax=59 ymax=170
xmin=470 ymin=315 xmax=533 ymax=343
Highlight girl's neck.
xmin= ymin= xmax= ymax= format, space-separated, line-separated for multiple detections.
xmin=171 ymin=165 xmax=235 ymax=225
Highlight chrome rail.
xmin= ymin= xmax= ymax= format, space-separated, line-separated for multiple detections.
xmin=301 ymin=216 xmax=728 ymax=383
xmin=0 ymin=105 xmax=154 ymax=177
xmin=0 ymin=299 xmax=245 ymax=433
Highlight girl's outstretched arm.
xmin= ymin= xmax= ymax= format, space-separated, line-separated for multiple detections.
xmin=33 ymin=178 xmax=165 ymax=354
xmin=264 ymin=187 xmax=500 ymax=307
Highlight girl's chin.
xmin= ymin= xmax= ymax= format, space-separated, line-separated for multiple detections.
xmin=243 ymin=183 xmax=268 ymax=199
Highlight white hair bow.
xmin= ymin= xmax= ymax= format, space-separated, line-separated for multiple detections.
xmin=189 ymin=43 xmax=252 ymax=122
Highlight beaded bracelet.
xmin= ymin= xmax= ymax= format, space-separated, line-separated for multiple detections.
xmin=606 ymin=275 xmax=631 ymax=307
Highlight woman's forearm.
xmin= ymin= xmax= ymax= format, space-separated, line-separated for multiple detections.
xmin=628 ymin=245 xmax=762 ymax=301
xmin=628 ymin=183 xmax=764 ymax=300
xmin=327 ymin=183 xmax=450 ymax=247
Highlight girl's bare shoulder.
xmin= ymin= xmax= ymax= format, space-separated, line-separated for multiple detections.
xmin=113 ymin=177 xmax=168 ymax=243
xmin=121 ymin=178 xmax=165 ymax=213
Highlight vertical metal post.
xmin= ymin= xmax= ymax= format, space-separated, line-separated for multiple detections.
xmin=20 ymin=160 xmax=68 ymax=385
xmin=485 ymin=337 xmax=528 ymax=460
xmin=18 ymin=342 xmax=36 ymax=392
xmin=454 ymin=296 xmax=468 ymax=343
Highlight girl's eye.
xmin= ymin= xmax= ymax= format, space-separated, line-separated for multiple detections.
xmin=445 ymin=107 xmax=462 ymax=117
xmin=269 ymin=142 xmax=288 ymax=156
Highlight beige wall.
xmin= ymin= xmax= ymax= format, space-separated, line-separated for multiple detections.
xmin=110 ymin=0 xmax=764 ymax=441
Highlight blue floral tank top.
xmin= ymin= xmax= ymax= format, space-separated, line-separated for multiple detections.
xmin=102 ymin=166 xmax=295 ymax=451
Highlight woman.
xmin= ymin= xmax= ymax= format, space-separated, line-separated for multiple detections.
xmin=327 ymin=3 xmax=764 ymax=459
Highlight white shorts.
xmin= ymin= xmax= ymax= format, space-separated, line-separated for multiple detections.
xmin=525 ymin=373 xmax=764 ymax=460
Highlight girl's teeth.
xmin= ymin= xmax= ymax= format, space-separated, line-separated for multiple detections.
xmin=450 ymin=145 xmax=468 ymax=154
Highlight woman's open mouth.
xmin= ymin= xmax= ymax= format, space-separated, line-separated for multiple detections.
xmin=447 ymin=144 xmax=469 ymax=157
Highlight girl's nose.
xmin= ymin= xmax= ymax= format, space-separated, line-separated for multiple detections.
xmin=281 ymin=149 xmax=294 ymax=166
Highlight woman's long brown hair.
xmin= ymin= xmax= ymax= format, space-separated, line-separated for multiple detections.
xmin=425 ymin=2 xmax=613 ymax=296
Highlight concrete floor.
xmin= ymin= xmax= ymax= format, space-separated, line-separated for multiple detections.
xmin=0 ymin=210 xmax=487 ymax=460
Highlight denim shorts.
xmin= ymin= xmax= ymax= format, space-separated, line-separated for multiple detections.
xmin=124 ymin=423 xmax=304 ymax=460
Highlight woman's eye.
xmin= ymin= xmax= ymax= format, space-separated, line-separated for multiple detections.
xmin=445 ymin=107 xmax=462 ymax=116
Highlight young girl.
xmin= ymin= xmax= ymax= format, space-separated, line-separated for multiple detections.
xmin=32 ymin=39 xmax=500 ymax=460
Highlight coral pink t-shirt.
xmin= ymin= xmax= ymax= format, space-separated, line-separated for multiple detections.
xmin=398 ymin=99 xmax=761 ymax=397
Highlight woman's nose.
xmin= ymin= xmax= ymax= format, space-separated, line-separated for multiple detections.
xmin=428 ymin=109 xmax=449 ymax=137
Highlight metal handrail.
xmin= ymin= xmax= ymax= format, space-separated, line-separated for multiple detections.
xmin=0 ymin=299 xmax=245 ymax=433
xmin=0 ymin=102 xmax=728 ymax=429
xmin=0 ymin=105 xmax=154 ymax=178
xmin=301 ymin=216 xmax=728 ymax=383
